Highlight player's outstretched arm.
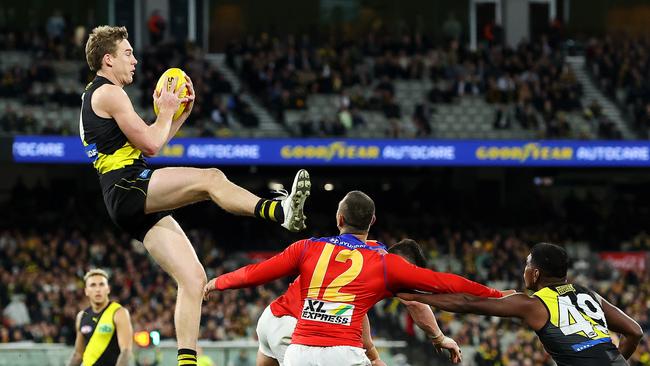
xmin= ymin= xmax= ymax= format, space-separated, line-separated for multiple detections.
xmin=399 ymin=299 xmax=462 ymax=363
xmin=597 ymin=294 xmax=643 ymax=359
xmin=114 ymin=307 xmax=133 ymax=366
xmin=385 ymin=254 xmax=502 ymax=298
xmin=397 ymin=292 xmax=546 ymax=330
xmin=66 ymin=311 xmax=85 ymax=366
xmin=204 ymin=241 xmax=305 ymax=299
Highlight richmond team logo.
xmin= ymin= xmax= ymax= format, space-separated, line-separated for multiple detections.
xmin=301 ymin=299 xmax=354 ymax=326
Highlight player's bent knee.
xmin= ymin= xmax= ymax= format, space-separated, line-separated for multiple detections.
xmin=205 ymin=168 xmax=228 ymax=185
xmin=177 ymin=267 xmax=207 ymax=296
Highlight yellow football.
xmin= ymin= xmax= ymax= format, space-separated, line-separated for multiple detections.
xmin=153 ymin=68 xmax=188 ymax=120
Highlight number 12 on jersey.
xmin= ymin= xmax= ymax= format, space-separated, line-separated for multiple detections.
xmin=307 ymin=244 xmax=364 ymax=302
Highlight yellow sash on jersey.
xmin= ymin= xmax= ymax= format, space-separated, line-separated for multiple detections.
xmin=94 ymin=142 xmax=142 ymax=174
xmin=83 ymin=302 xmax=122 ymax=366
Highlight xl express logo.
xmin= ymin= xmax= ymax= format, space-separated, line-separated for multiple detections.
xmin=301 ymin=299 xmax=354 ymax=326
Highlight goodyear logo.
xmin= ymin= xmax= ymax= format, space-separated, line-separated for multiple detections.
xmin=476 ymin=143 xmax=573 ymax=162
xmin=281 ymin=142 xmax=380 ymax=161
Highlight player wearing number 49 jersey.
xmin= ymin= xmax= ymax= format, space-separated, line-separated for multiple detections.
xmin=205 ymin=191 xmax=503 ymax=366
xmin=399 ymin=243 xmax=644 ymax=366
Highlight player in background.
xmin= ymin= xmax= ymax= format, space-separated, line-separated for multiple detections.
xmin=387 ymin=239 xmax=462 ymax=364
xmin=205 ymin=190 xmax=502 ymax=366
xmin=68 ymin=269 xmax=133 ymax=366
xmin=398 ymin=243 xmax=644 ymax=366
xmin=254 ymin=240 xmax=462 ymax=366
xmin=81 ymin=26 xmax=310 ymax=366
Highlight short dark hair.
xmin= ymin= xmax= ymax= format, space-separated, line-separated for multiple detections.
xmin=388 ymin=239 xmax=427 ymax=267
xmin=339 ymin=191 xmax=375 ymax=233
xmin=530 ymin=242 xmax=568 ymax=278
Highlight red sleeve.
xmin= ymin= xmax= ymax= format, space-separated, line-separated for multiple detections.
xmin=215 ymin=240 xmax=306 ymax=290
xmin=384 ymin=254 xmax=503 ymax=298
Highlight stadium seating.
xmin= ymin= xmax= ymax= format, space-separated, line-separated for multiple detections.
xmin=1 ymin=32 xmax=644 ymax=140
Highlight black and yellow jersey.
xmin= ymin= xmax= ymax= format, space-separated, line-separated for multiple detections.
xmin=79 ymin=76 xmax=146 ymax=177
xmin=533 ymin=283 xmax=626 ymax=366
xmin=79 ymin=302 xmax=122 ymax=366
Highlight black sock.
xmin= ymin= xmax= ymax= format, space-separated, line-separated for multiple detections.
xmin=178 ymin=348 xmax=197 ymax=366
xmin=254 ymin=198 xmax=284 ymax=222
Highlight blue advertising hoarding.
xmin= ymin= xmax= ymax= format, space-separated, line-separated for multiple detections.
xmin=11 ymin=136 xmax=650 ymax=167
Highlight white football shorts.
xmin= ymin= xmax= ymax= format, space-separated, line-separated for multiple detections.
xmin=256 ymin=305 xmax=298 ymax=365
xmin=284 ymin=344 xmax=371 ymax=366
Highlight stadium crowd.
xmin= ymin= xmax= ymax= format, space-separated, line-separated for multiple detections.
xmin=586 ymin=36 xmax=650 ymax=138
xmin=0 ymin=26 xmax=265 ymax=137
xmin=225 ymin=32 xmax=591 ymax=138
xmin=0 ymin=25 xmax=636 ymax=139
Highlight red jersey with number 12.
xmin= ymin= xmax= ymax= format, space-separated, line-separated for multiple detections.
xmin=215 ymin=234 xmax=502 ymax=347
xmin=269 ymin=240 xmax=386 ymax=319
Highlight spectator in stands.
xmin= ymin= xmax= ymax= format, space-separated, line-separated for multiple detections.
xmin=634 ymin=103 xmax=650 ymax=138
xmin=516 ymin=103 xmax=539 ymax=129
xmin=0 ymin=106 xmax=21 ymax=134
xmin=46 ymin=10 xmax=66 ymax=43
xmin=239 ymin=105 xmax=260 ymax=128
xmin=147 ymin=10 xmax=166 ymax=46
xmin=598 ymin=115 xmax=622 ymax=139
xmin=350 ymin=107 xmax=366 ymax=129
xmin=298 ymin=117 xmax=316 ymax=137
xmin=386 ymin=117 xmax=403 ymax=138
xmin=413 ymin=103 xmax=432 ymax=137
xmin=493 ymin=105 xmax=510 ymax=129
xmin=584 ymin=99 xmax=603 ymax=121
xmin=3 ymin=294 xmax=30 ymax=327
xmin=41 ymin=119 xmax=62 ymax=135
xmin=474 ymin=339 xmax=502 ymax=366
xmin=319 ymin=117 xmax=346 ymax=137
xmin=442 ymin=12 xmax=462 ymax=42
xmin=337 ymin=106 xmax=353 ymax=131
xmin=209 ymin=95 xmax=229 ymax=128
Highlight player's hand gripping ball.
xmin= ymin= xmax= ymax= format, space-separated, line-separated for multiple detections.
xmin=153 ymin=68 xmax=188 ymax=121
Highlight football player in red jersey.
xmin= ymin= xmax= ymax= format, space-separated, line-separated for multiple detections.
xmin=254 ymin=240 xmax=462 ymax=366
xmin=205 ymin=191 xmax=502 ymax=366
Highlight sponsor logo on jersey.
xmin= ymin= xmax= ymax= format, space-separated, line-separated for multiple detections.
xmin=311 ymin=235 xmax=387 ymax=251
xmin=81 ymin=325 xmax=93 ymax=334
xmin=139 ymin=169 xmax=151 ymax=179
xmin=84 ymin=143 xmax=98 ymax=159
xmin=98 ymin=324 xmax=113 ymax=333
xmin=555 ymin=284 xmax=575 ymax=295
xmin=301 ymin=299 xmax=354 ymax=326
